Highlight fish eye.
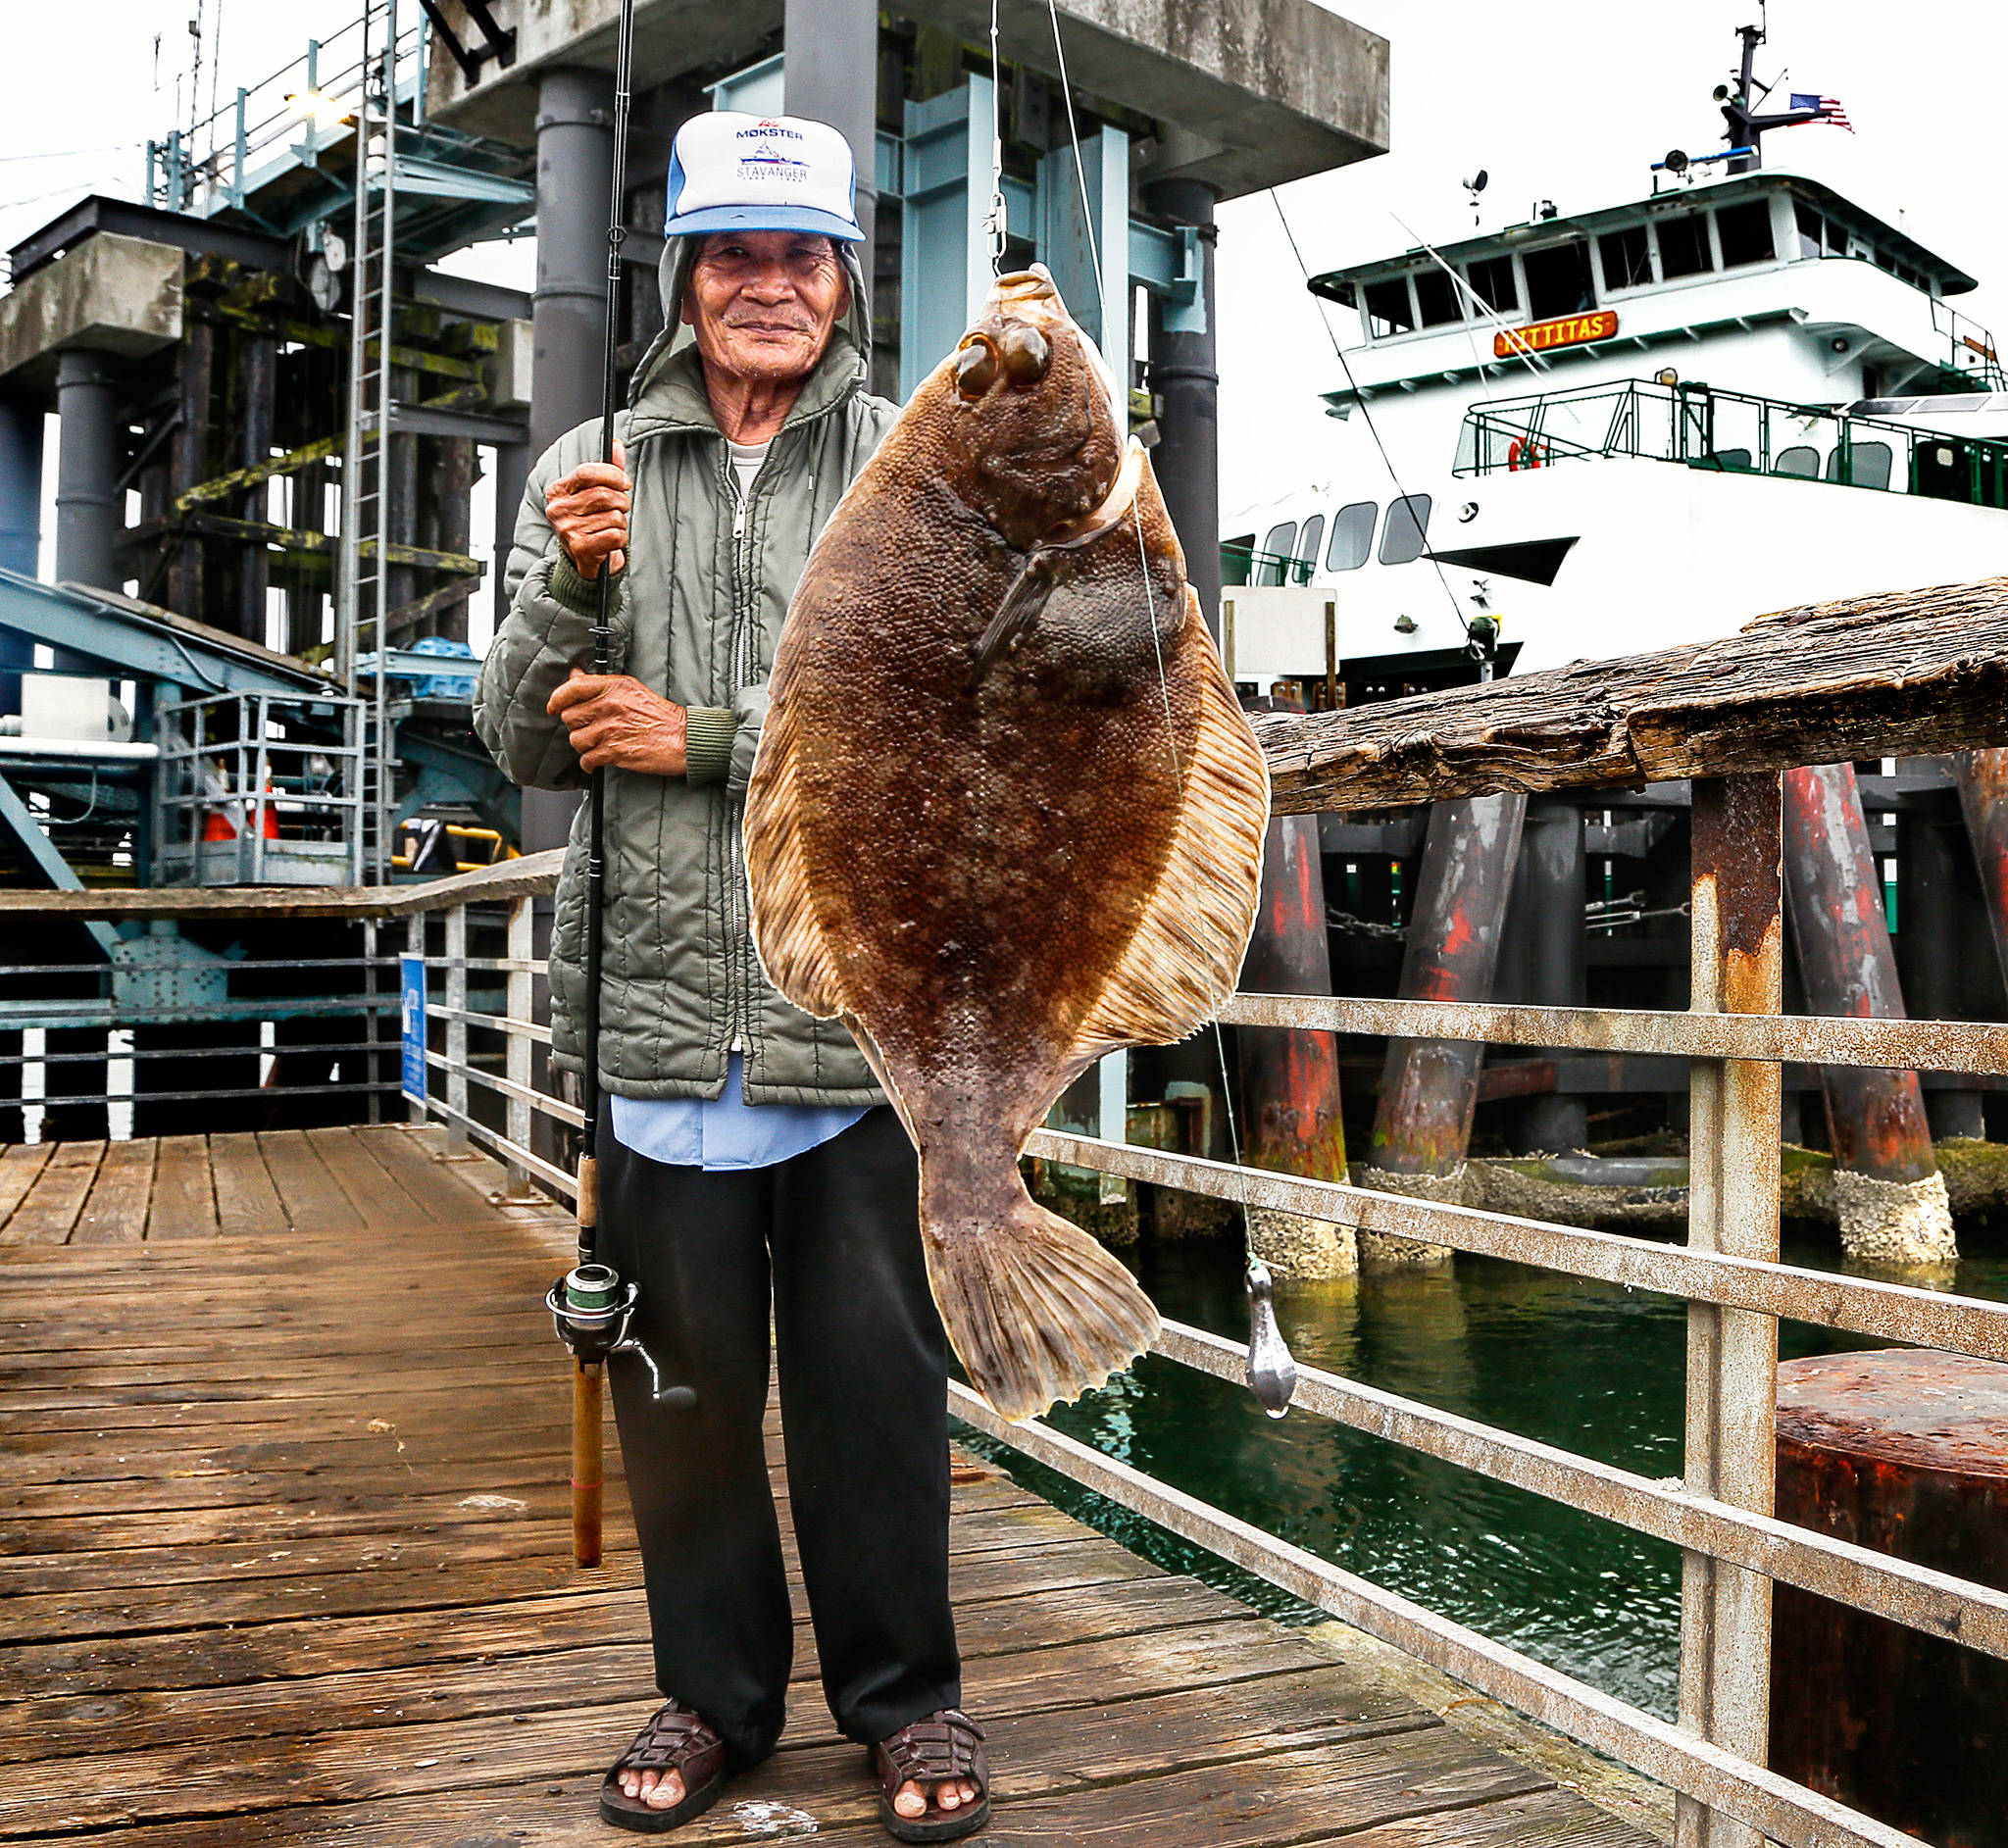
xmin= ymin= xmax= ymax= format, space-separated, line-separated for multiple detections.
xmin=955 ymin=336 xmax=1000 ymax=398
xmin=999 ymin=324 xmax=1050 ymax=387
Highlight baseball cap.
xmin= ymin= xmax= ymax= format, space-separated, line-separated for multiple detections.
xmin=664 ymin=112 xmax=865 ymax=243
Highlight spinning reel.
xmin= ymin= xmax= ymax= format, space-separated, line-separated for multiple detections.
xmin=547 ymin=1263 xmax=696 ymax=1409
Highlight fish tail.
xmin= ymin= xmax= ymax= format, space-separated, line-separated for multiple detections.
xmin=926 ymin=1177 xmax=1160 ymax=1423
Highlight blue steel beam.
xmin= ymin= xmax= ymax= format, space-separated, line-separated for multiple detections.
xmin=0 ymin=570 xmax=330 ymax=698
xmin=0 ymin=770 xmax=117 ymax=957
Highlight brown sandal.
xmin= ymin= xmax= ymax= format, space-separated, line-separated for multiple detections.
xmin=598 ymin=1699 xmax=732 ymax=1833
xmin=871 ymin=1708 xmax=990 ymax=1842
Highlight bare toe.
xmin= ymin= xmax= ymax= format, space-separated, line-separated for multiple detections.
xmin=893 ymin=1779 xmax=928 ymax=1819
xmin=643 ymin=1770 xmax=685 ymax=1810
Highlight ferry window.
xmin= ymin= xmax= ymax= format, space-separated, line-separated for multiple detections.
xmin=1222 ymin=534 xmax=1256 ymax=586
xmin=1364 ymin=277 xmax=1416 ymax=337
xmin=1775 ymin=445 xmax=1820 ymax=478
xmin=1415 ymin=269 xmax=1463 ymax=327
xmin=1296 ymin=515 xmax=1326 ymax=567
xmin=1380 ymin=494 xmax=1432 ymax=566
xmin=1465 ymin=255 xmax=1519 ymax=317
xmin=1524 ymin=241 xmax=1595 ymax=319
xmin=1598 ymin=226 xmax=1652 ymax=290
xmin=1326 ymin=501 xmax=1378 ymax=572
xmin=1832 ymin=441 xmax=1894 ymax=489
xmin=1657 ymin=214 xmax=1715 ymax=279
xmin=1259 ymin=522 xmax=1298 ymax=583
xmin=1716 ymin=201 xmax=1777 ymax=268
xmin=1795 ymin=201 xmax=1825 ymax=259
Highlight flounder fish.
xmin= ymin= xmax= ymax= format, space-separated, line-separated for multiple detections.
xmin=744 ymin=268 xmax=1269 ymax=1422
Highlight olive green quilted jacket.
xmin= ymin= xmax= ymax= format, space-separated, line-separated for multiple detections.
xmin=475 ymin=242 xmax=899 ymax=1104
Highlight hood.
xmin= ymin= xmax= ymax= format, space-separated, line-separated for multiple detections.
xmin=626 ymin=235 xmax=875 ymax=436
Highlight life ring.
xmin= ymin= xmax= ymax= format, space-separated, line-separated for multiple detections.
xmin=1507 ymin=436 xmax=1544 ymax=471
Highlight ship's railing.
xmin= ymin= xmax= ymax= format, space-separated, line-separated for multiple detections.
xmin=383 ymin=723 xmax=2008 ymax=1846
xmin=1457 ymin=375 xmax=2008 ymax=510
xmin=1221 ymin=542 xmax=1315 ymax=588
xmin=1930 ymin=297 xmax=2008 ymax=392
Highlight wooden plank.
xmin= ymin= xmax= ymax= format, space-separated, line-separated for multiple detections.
xmin=1261 ymin=574 xmax=2008 ymax=812
xmin=346 ymin=1124 xmax=507 ymax=1224
xmin=69 ymin=1137 xmax=158 ymax=1244
xmin=146 ymin=1134 xmax=218 ymax=1238
xmin=305 ymin=1125 xmax=439 ymax=1224
xmin=0 ymin=1144 xmax=51 ymax=1230
xmin=0 ymin=1142 xmax=103 ymax=1244
xmin=252 ymin=1131 xmax=363 ymax=1233
xmin=207 ymin=1132 xmax=286 ymax=1233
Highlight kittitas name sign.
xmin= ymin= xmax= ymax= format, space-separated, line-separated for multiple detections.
xmin=1494 ymin=310 xmax=1618 ymax=358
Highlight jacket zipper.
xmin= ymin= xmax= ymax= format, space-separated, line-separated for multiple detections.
xmin=722 ymin=440 xmax=768 ymax=1066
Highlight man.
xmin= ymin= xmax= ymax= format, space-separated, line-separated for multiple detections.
xmin=476 ymin=113 xmax=988 ymax=1840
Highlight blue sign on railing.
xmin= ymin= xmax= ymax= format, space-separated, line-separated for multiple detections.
xmin=400 ymin=956 xmax=427 ymax=1104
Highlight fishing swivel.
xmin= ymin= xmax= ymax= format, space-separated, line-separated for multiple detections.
xmin=547 ymin=1263 xmax=696 ymax=1409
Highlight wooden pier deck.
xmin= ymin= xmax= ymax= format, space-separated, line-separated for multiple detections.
xmin=0 ymin=1126 xmax=1659 ymax=1846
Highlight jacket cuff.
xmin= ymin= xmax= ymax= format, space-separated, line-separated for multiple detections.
xmin=549 ymin=553 xmax=616 ymax=617
xmin=684 ymin=707 xmax=736 ymax=785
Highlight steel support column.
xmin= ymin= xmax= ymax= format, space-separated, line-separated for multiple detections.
xmin=1896 ymin=785 xmax=1985 ymax=1139
xmin=53 ymin=349 xmax=122 ymax=596
xmin=1357 ymin=792 xmax=1527 ymax=1266
xmin=530 ymin=68 xmax=615 ymax=462
xmin=1782 ymin=763 xmax=1952 ymax=1265
xmin=1679 ymin=774 xmax=1782 ymax=1848
xmin=1236 ymin=814 xmax=1352 ymax=1277
xmin=1501 ymin=795 xmax=1588 ymax=1153
xmin=783 ymin=0 xmax=878 ymax=251
xmin=1142 ymin=176 xmax=1220 ymax=639
xmin=0 ymin=397 xmax=40 ymax=715
xmin=1954 ymin=750 xmax=2008 ymax=1104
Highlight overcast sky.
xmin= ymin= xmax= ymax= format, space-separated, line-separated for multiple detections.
xmin=4 ymin=0 xmax=2001 ymax=550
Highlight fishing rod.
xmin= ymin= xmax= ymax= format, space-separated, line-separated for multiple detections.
xmin=544 ymin=0 xmax=690 ymax=1571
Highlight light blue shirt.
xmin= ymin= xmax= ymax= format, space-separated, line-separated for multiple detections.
xmin=610 ymin=1053 xmax=867 ymax=1171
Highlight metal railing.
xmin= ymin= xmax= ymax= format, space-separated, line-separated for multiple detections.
xmin=385 ymin=778 xmax=2008 ymax=1848
xmin=1458 ymin=375 xmax=2008 ymax=509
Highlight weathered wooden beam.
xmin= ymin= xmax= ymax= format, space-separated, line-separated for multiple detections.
xmin=1258 ymin=577 xmax=2008 ymax=814
xmin=129 ymin=511 xmax=481 ymax=578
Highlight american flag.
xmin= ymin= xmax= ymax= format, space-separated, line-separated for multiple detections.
xmin=1790 ymin=93 xmax=1855 ymax=131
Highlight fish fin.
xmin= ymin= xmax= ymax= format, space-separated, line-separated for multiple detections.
xmin=1072 ymin=588 xmax=1271 ymax=1053
xmin=929 ymin=1178 xmax=1160 ymax=1423
xmin=844 ymin=1015 xmax=919 ymax=1145
xmin=743 ymin=688 xmax=848 ymax=1019
xmin=968 ymin=557 xmax=1059 ymax=689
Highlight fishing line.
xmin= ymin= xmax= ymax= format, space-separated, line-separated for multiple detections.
xmin=984 ymin=0 xmax=1008 ymax=270
xmin=1268 ymin=189 xmax=1474 ymax=642
xmin=1045 ymin=0 xmax=1104 ymax=303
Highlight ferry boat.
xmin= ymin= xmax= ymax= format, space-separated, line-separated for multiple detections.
xmin=1223 ymin=32 xmax=2008 ymax=704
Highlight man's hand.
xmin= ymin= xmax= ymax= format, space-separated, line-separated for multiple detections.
xmin=548 ymin=669 xmax=689 ymax=775
xmin=546 ymin=439 xmax=629 ymax=580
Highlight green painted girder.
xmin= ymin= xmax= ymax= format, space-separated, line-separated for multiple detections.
xmin=0 ymin=770 xmax=117 ymax=958
xmin=0 ymin=571 xmax=331 ymax=699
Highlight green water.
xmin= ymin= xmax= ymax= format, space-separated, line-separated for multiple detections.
xmin=958 ymin=1231 xmax=2008 ymax=1722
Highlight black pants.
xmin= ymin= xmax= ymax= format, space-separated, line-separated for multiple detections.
xmin=599 ymin=1104 xmax=961 ymax=1767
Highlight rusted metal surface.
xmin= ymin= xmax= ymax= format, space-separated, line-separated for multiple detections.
xmin=1366 ymin=794 xmax=1527 ymax=1175
xmin=1956 ymin=746 xmax=2008 ymax=1004
xmin=1256 ymin=575 xmax=2008 ymax=813
xmin=1236 ymin=815 xmax=1347 ymax=1183
xmin=1218 ymin=991 xmax=2008 ymax=1074
xmin=1155 ymin=1320 xmax=2008 ymax=1661
xmin=1782 ymin=764 xmax=1936 ymax=1183
xmin=1680 ymin=775 xmax=1784 ymax=1848
xmin=1772 ymin=1351 xmax=2008 ymax=1848
xmin=949 ymin=1382 xmax=1927 ymax=1848
xmin=1025 ymin=1127 xmax=2008 ymax=1361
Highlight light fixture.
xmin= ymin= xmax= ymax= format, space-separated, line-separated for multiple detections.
xmin=287 ymin=88 xmax=351 ymax=127
xmin=1831 ymin=338 xmax=1850 ymax=354
xmin=1458 ymin=501 xmax=1479 ymax=524
xmin=1393 ymin=614 xmax=1419 ymax=634
xmin=1656 ymin=367 xmax=1680 ymax=387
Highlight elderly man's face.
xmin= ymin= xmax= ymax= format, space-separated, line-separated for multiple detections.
xmin=683 ymin=231 xmax=849 ymax=385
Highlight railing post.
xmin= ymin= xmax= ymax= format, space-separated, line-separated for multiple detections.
xmin=443 ymin=901 xmax=468 ymax=1154
xmin=1678 ymin=773 xmax=1783 ymax=1848
xmin=505 ymin=895 xmax=534 ymax=1199
xmin=404 ymin=910 xmax=425 ymax=1126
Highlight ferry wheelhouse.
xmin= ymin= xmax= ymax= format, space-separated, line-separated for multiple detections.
xmin=1226 ymin=163 xmax=2008 ymax=702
